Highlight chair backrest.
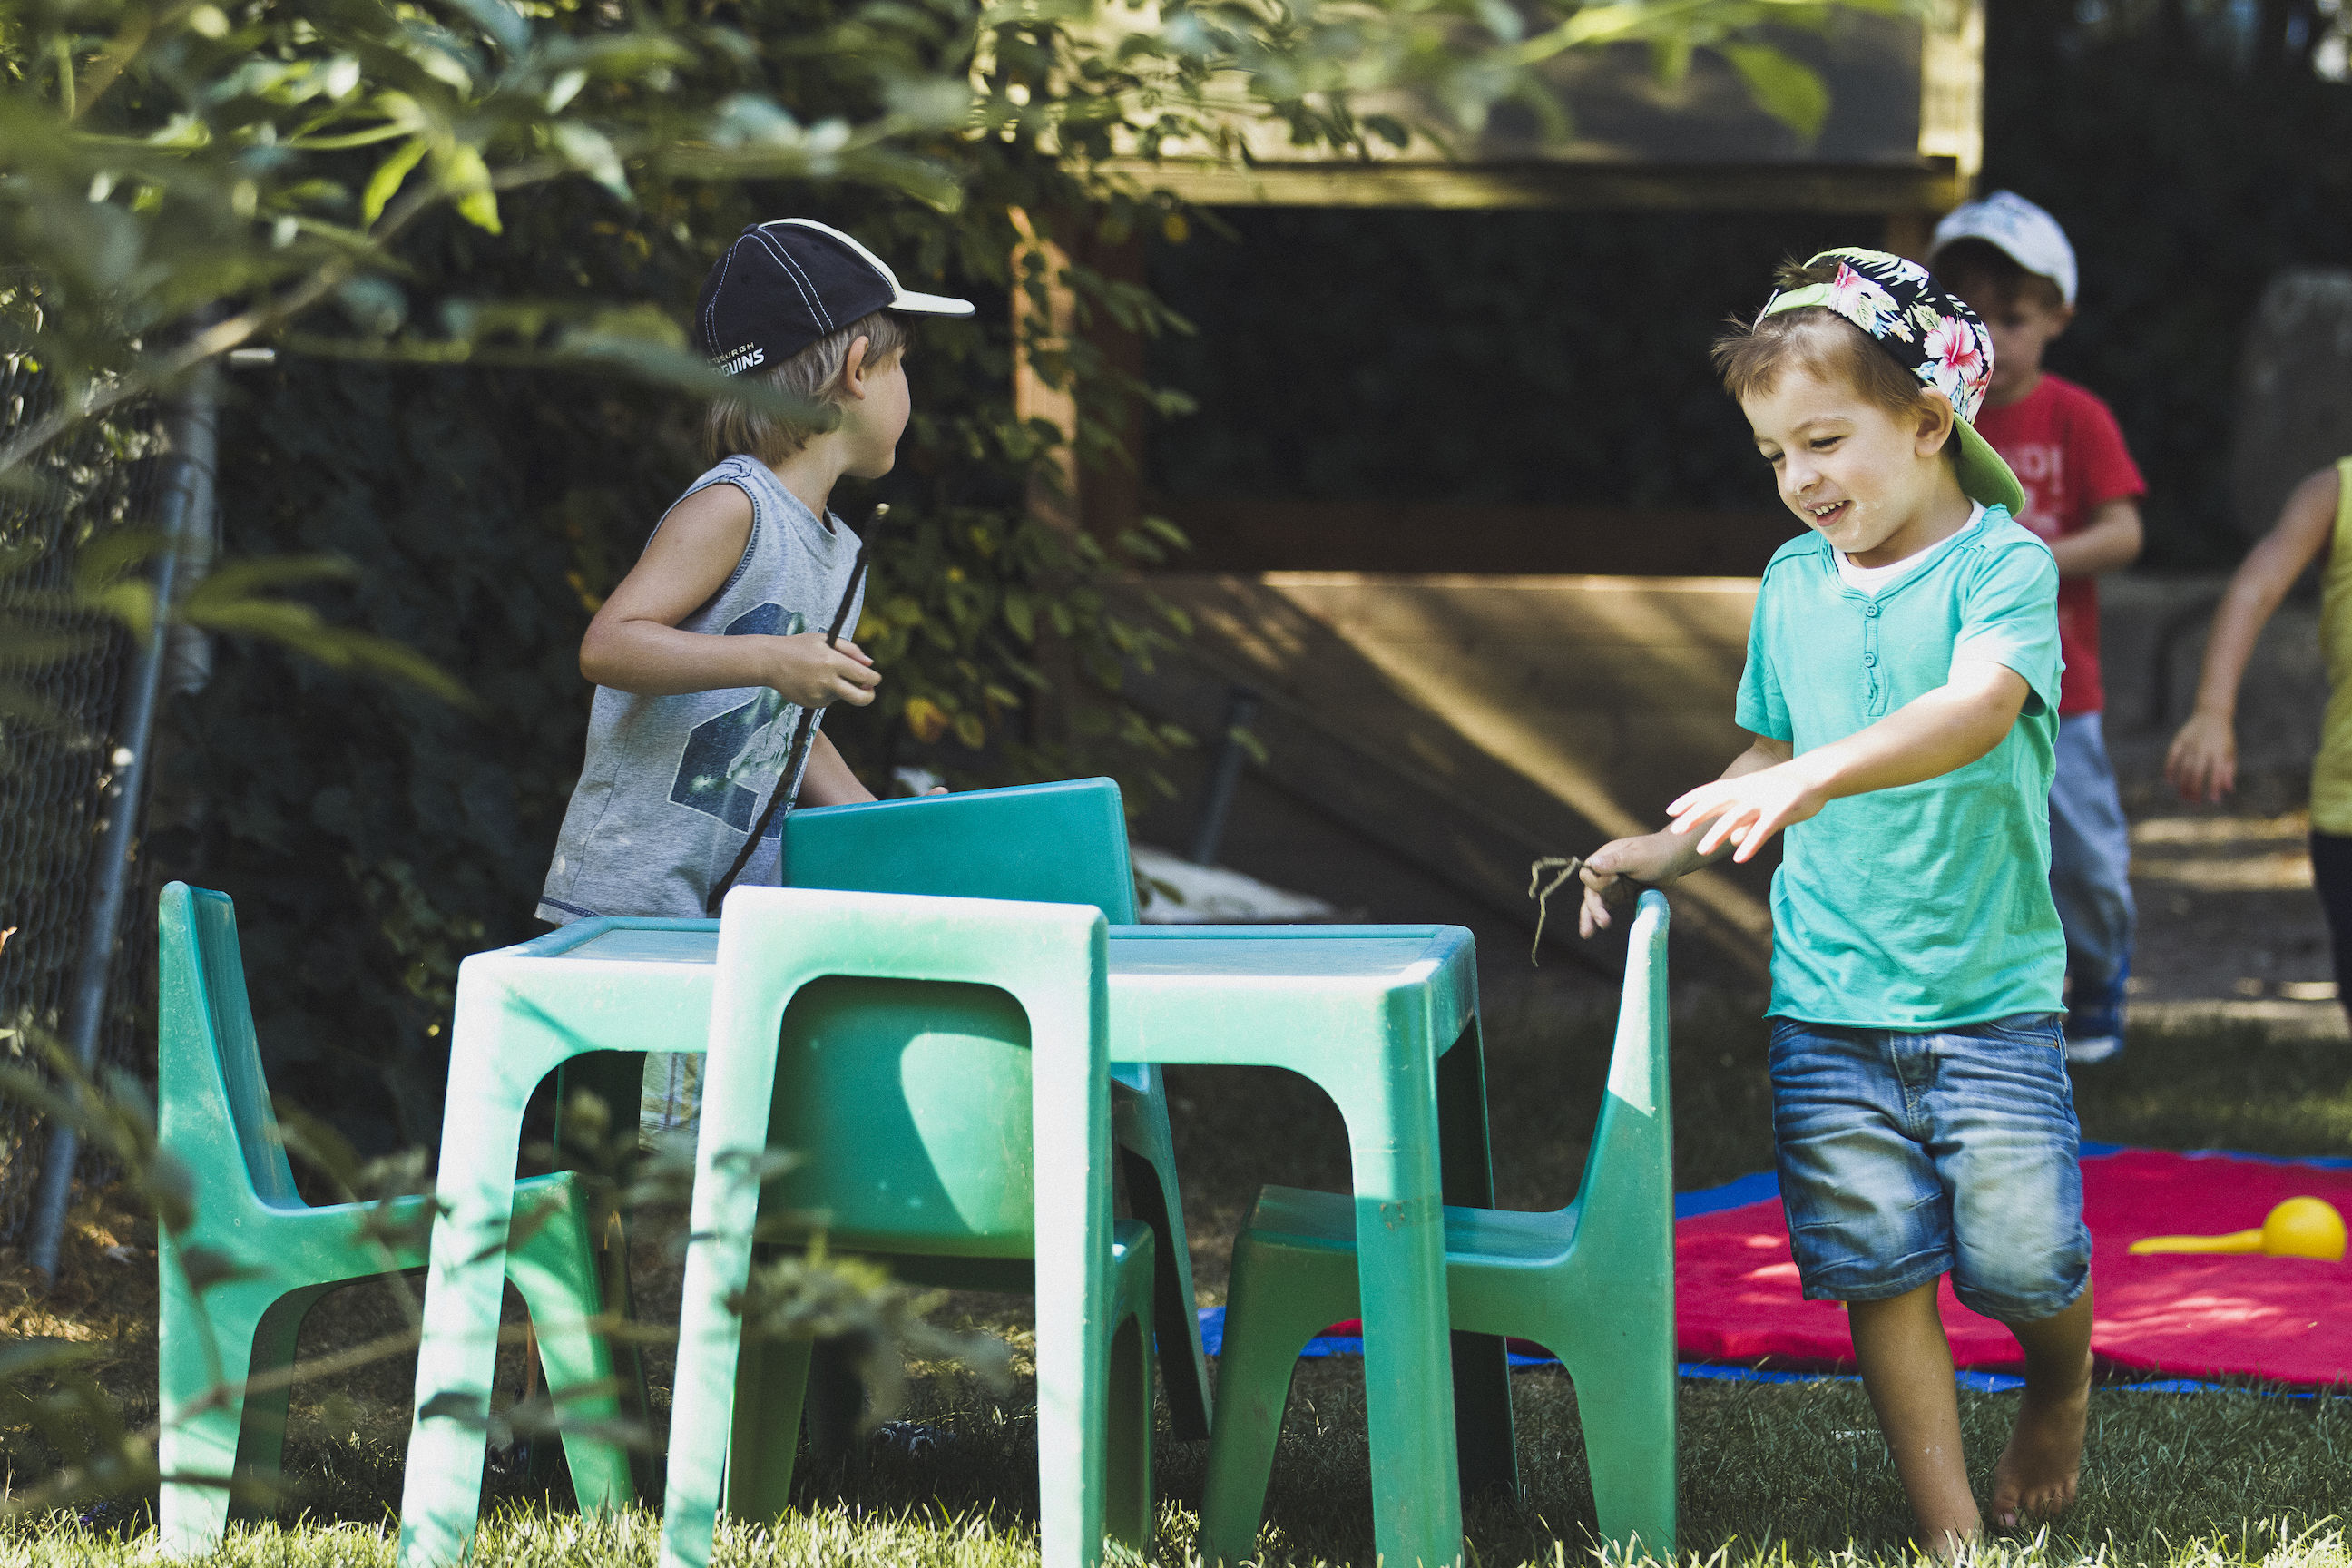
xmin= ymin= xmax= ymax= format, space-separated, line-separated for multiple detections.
xmin=157 ymin=882 xmax=301 ymax=1209
xmin=779 ymin=778 xmax=1138 ymax=924
xmin=761 ymin=974 xmax=1038 ymax=1257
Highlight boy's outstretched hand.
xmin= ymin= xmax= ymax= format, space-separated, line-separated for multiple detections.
xmin=1581 ymin=732 xmax=1801 ymax=936
xmin=1577 ymin=834 xmax=1686 ymax=938
xmin=1666 ymin=757 xmax=1828 ymax=863
xmin=769 ymin=632 xmax=880 ymax=709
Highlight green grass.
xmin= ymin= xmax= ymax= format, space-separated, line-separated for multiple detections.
xmin=8 ymin=1004 xmax=2351 ymax=1565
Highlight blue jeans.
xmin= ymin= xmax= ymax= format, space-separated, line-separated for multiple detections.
xmin=2050 ymin=711 xmax=2135 ymax=999
xmin=1768 ymin=1014 xmax=2092 ymax=1321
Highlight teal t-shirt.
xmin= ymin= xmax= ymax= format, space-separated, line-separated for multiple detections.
xmin=1735 ymin=508 xmax=2066 ymax=1029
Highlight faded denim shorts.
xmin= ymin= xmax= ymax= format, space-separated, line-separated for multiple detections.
xmin=1768 ymin=1013 xmax=2092 ymax=1321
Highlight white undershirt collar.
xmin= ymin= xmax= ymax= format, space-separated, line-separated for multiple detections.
xmin=1835 ymin=503 xmax=1986 ymax=597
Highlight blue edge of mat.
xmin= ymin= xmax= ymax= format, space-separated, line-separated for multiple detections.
xmin=1195 ymin=1142 xmax=2352 ymax=1396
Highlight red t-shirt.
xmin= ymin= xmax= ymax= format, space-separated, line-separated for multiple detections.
xmin=1969 ymin=373 xmax=2146 ymax=715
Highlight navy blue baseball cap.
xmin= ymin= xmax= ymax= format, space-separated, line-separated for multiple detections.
xmin=695 ymin=219 xmax=974 ymax=377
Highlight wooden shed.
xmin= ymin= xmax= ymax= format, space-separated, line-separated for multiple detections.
xmin=1024 ymin=5 xmax=1989 ymax=982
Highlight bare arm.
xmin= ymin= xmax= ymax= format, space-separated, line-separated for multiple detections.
xmin=1658 ymin=656 xmax=2031 ymax=863
xmin=1576 ymin=737 xmax=1788 ymax=936
xmin=579 ymin=482 xmax=879 ymax=709
xmin=2048 ymin=497 xmax=2143 ymax=578
xmin=2165 ymin=466 xmax=2343 ymax=803
xmin=796 ymin=730 xmax=877 ymax=808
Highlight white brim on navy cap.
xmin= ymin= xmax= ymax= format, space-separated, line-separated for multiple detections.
xmin=770 ymin=219 xmax=975 ymax=318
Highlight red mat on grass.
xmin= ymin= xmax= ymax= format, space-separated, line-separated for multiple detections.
xmin=1677 ymin=1147 xmax=2352 ymax=1385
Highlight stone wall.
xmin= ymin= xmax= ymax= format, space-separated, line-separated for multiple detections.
xmin=2099 ymin=575 xmax=2328 ymax=814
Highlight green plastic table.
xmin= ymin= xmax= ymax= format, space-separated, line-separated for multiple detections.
xmin=397 ymin=918 xmax=1506 ymax=1568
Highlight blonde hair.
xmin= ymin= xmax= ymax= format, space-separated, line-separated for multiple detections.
xmin=703 ymin=309 xmax=909 ymax=464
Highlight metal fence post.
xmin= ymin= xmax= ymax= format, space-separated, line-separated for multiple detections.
xmin=24 ymin=361 xmax=218 ymax=1283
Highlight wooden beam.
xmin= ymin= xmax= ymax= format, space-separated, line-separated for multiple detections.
xmin=1156 ymin=497 xmax=1804 ymax=577
xmin=1095 ymin=158 xmax=1971 ymax=213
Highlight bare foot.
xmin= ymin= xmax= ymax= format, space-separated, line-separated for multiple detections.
xmin=1989 ymin=1376 xmax=2090 ymax=1530
xmin=1916 ymin=1522 xmax=1984 ymax=1563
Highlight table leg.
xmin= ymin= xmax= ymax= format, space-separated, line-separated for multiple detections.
xmin=1324 ymin=1054 xmax=1464 ymax=1568
xmin=1437 ymin=1021 xmax=1517 ymax=1500
xmin=397 ymin=989 xmax=576 ymax=1567
xmin=659 ymin=1098 xmax=773 ymax=1568
xmin=1031 ymin=977 xmax=1113 ymax=1568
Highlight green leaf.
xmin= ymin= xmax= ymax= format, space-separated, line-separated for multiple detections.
xmin=1002 ymin=591 xmax=1035 ymax=642
xmin=440 ymin=148 xmax=503 ymax=234
xmin=362 ymin=138 xmax=430 ymax=226
xmin=444 ymin=0 xmax=531 ymax=57
xmin=1719 ymin=42 xmax=1828 ymax=139
xmin=175 ymin=1243 xmax=262 ymax=1295
xmin=0 ymin=1338 xmax=99 ymax=1385
xmin=552 ymin=123 xmax=632 ymax=203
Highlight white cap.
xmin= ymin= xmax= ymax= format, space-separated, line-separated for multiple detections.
xmin=1931 ymin=191 xmax=2078 ymax=307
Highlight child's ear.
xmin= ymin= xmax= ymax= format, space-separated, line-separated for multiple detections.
xmin=838 ymin=334 xmax=874 ymax=399
xmin=1916 ymin=392 xmax=1956 ymax=455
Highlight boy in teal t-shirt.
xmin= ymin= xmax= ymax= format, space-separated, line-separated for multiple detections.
xmin=1578 ymin=250 xmax=2089 ymax=1554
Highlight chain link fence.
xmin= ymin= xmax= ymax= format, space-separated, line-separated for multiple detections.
xmin=0 ymin=354 xmax=165 ymax=1241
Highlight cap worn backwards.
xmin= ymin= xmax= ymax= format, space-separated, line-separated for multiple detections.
xmin=1761 ymin=247 xmax=2026 ymax=518
xmin=694 ymin=219 xmax=975 ymax=378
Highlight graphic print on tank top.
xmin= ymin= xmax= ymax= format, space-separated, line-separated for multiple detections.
xmin=667 ymin=603 xmax=806 ymax=837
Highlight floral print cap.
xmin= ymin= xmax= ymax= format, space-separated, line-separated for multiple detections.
xmin=1760 ymin=247 xmax=2026 ymax=517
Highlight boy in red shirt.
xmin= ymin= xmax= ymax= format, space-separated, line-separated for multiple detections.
xmin=1933 ymin=191 xmax=2148 ymax=1064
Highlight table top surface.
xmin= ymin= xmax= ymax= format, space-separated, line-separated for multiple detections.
xmin=524 ymin=920 xmax=1467 ymax=985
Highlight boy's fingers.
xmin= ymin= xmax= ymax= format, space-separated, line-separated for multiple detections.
xmin=1690 ymin=802 xmax=1741 ymax=857
xmin=1730 ymin=811 xmax=1776 ymax=862
xmin=1579 ymin=888 xmax=1612 ymax=936
xmin=833 ymin=639 xmax=875 ymax=665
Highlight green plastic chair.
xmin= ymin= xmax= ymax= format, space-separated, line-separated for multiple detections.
xmin=660 ymin=887 xmax=1153 ymax=1568
xmin=154 ymin=882 xmax=632 ymax=1555
xmin=780 ymin=777 xmax=1212 ymax=1439
xmin=1199 ymin=889 xmax=1677 ymax=1563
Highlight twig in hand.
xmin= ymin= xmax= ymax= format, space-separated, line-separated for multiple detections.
xmin=1526 ymin=857 xmax=1584 ymax=966
xmin=1525 ymin=855 xmax=1647 ymax=966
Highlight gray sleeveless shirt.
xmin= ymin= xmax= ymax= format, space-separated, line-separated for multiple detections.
xmin=537 ymin=456 xmax=866 ymax=924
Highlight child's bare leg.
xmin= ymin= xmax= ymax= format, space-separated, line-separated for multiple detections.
xmin=1990 ymin=1288 xmax=2093 ymax=1529
xmin=1848 ymin=1282 xmax=1981 ymax=1554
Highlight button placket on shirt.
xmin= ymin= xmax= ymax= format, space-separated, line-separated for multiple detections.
xmin=1861 ymin=598 xmax=1885 ymax=714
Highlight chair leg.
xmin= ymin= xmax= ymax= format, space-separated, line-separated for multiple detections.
xmin=553 ymin=1053 xmax=660 ymax=1494
xmin=158 ymin=1279 xmax=317 ymax=1556
xmin=1555 ymin=1333 xmax=1677 ymax=1563
xmin=1112 ymin=1077 xmax=1213 ymax=1442
xmin=503 ymin=1189 xmax=633 ymax=1514
xmin=725 ymin=1335 xmax=814 ymax=1524
xmin=1105 ymin=1225 xmax=1157 ymax=1552
xmin=1196 ymin=1240 xmax=1352 ymax=1567
xmin=229 ymin=1286 xmax=328 ymax=1505
xmin=1104 ymin=1314 xmax=1152 ymax=1551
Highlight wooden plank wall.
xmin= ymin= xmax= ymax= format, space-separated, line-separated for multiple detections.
xmin=1121 ymin=572 xmax=1782 ymax=985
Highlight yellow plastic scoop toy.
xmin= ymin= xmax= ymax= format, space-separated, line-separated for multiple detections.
xmin=2130 ymin=1197 xmax=2347 ymax=1260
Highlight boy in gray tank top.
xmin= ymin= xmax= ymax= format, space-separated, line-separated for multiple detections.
xmin=538 ymin=219 xmax=974 ymax=926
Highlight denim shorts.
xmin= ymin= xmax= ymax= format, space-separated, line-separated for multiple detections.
xmin=1768 ymin=1013 xmax=2092 ymax=1320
